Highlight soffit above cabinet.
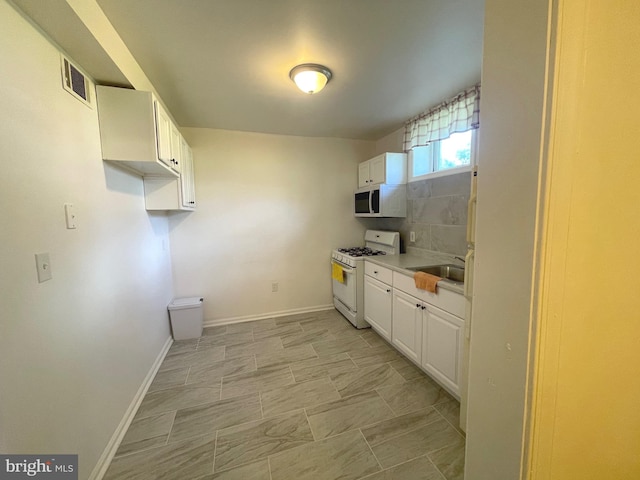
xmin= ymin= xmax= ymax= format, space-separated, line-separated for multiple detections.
xmin=11 ymin=0 xmax=130 ymax=87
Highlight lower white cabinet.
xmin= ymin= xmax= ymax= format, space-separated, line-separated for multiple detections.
xmin=364 ymin=275 xmax=392 ymax=340
xmin=391 ymin=289 xmax=423 ymax=364
xmin=422 ymin=304 xmax=464 ymax=396
xmin=362 ymin=266 xmax=466 ymax=398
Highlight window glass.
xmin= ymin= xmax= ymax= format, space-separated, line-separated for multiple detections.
xmin=411 ymin=145 xmax=432 ymax=177
xmin=408 ymin=128 xmax=476 ymax=182
xmin=435 ymin=130 xmax=472 ymax=171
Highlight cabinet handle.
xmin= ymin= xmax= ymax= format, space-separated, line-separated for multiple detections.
xmin=416 ymin=303 xmax=420 ymax=308
xmin=386 ymin=289 xmax=391 ymax=293
xmin=422 ymin=305 xmax=426 ymax=310
xmin=374 ymin=270 xmax=378 ymax=274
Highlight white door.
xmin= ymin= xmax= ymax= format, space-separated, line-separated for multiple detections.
xmin=154 ymin=101 xmax=172 ymax=167
xmin=391 ymin=289 xmax=423 ymax=364
xmin=369 ymin=155 xmax=386 ymax=185
xmin=169 ymin=123 xmax=182 ymax=173
xmin=358 ymin=162 xmax=370 ymax=188
xmin=422 ymin=304 xmax=464 ymax=396
xmin=364 ymin=275 xmax=392 ymax=340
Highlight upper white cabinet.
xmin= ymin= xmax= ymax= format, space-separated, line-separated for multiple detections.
xmin=144 ymin=138 xmax=196 ymax=212
xmin=96 ymin=86 xmax=178 ymax=177
xmin=179 ymin=137 xmax=196 ymax=208
xmin=358 ymin=152 xmax=407 ymax=188
xmin=169 ymin=122 xmax=182 ymax=174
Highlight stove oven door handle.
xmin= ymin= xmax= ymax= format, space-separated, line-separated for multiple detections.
xmin=331 ymin=259 xmax=355 ymax=273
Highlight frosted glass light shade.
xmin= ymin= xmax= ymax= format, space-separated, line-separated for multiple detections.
xmin=289 ymin=64 xmax=332 ymax=94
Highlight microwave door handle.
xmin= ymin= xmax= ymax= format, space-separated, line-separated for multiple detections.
xmin=369 ymin=190 xmax=373 ymax=214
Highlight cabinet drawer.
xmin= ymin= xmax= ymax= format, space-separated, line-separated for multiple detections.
xmin=393 ymin=272 xmax=464 ymax=318
xmin=365 ymin=262 xmax=393 ymax=284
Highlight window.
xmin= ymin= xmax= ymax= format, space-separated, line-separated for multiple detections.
xmin=409 ymin=129 xmax=476 ymax=181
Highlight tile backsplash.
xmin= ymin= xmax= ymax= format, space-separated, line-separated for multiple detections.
xmin=372 ymin=171 xmax=471 ymax=256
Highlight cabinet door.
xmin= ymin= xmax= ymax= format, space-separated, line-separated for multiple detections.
xmin=154 ymin=101 xmax=172 ymax=167
xmin=358 ymin=162 xmax=370 ymax=188
xmin=422 ymin=305 xmax=464 ymax=396
xmin=364 ymin=275 xmax=392 ymax=340
xmin=180 ymin=138 xmax=196 ymax=209
xmin=369 ymin=155 xmax=386 ymax=185
xmin=169 ymin=123 xmax=182 ymax=173
xmin=391 ymin=289 xmax=423 ymax=364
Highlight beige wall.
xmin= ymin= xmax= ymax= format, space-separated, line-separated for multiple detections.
xmin=530 ymin=1 xmax=640 ymax=478
xmin=0 ymin=3 xmax=174 ymax=477
xmin=464 ymin=0 xmax=551 ymax=478
xmin=170 ymin=128 xmax=374 ymax=323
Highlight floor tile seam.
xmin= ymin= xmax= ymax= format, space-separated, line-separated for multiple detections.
xmin=260 ymin=378 xmax=343 ymax=421
xmin=426 ymin=443 xmax=463 ymax=480
xmin=258 ymin=385 xmax=266 ymax=419
xmin=212 ymin=454 xmax=269 ymax=477
xmin=112 ymin=432 xmax=169 ymax=460
xmin=111 ymin=434 xmax=172 ymax=460
xmin=164 ymin=409 xmax=179 ymax=446
xmin=219 ymin=356 xmax=281 ymax=384
xmin=357 ymin=428 xmax=384 ymax=474
xmin=361 ymin=406 xmax=444 ymax=448
xmin=140 ymin=392 xmax=226 ymax=419
xmin=215 ymin=408 xmax=307 ymax=439
xmin=267 ymin=456 xmax=274 ymax=480
xmin=212 ymin=418 xmax=313 ymax=475
xmin=303 ymin=387 xmax=383 ymax=417
xmin=362 ymin=453 xmax=441 ymax=480
xmin=302 ymin=407 xmax=317 ymax=441
xmin=115 ymin=422 xmax=219 ymax=461
xmin=431 ymin=405 xmax=466 ymax=440
xmin=219 ymin=369 xmax=297 ymax=400
xmin=373 ymin=386 xmax=415 ymax=417
xmin=164 ymin=430 xmax=220 ymax=450
xmin=211 ymin=428 xmax=219 ymax=475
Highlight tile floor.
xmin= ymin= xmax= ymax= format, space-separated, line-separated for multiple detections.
xmin=104 ymin=309 xmax=465 ymax=480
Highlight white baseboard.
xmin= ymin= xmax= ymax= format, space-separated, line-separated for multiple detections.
xmin=203 ymin=304 xmax=335 ymax=328
xmin=88 ymin=335 xmax=173 ymax=480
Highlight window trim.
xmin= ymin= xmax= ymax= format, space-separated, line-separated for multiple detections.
xmin=408 ymin=128 xmax=479 ymax=183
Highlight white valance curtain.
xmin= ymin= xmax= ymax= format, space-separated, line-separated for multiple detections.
xmin=403 ymin=84 xmax=480 ymax=151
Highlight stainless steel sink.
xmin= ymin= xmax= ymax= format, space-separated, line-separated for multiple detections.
xmin=406 ymin=264 xmax=465 ymax=283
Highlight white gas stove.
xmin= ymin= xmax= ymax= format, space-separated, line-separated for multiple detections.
xmin=331 ymin=230 xmax=400 ymax=328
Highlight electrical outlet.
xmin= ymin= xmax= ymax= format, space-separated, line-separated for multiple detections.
xmin=271 ymin=282 xmax=279 ymax=293
xmin=35 ymin=253 xmax=52 ymax=283
xmin=410 ymin=231 xmax=416 ymax=242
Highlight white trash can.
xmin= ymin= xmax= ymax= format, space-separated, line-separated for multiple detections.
xmin=168 ymin=297 xmax=203 ymax=340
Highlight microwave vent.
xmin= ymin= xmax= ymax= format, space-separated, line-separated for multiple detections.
xmin=61 ymin=55 xmax=92 ymax=108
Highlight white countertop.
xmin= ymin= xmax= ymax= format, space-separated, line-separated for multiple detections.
xmin=364 ymin=253 xmax=465 ymax=294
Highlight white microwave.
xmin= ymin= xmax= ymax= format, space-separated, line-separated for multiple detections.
xmin=354 ymin=184 xmax=407 ymax=217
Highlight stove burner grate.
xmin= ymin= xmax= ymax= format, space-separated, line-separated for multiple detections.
xmin=337 ymin=247 xmax=387 ymax=257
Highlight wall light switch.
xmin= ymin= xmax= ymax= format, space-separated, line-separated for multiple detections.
xmin=64 ymin=203 xmax=77 ymax=229
xmin=35 ymin=253 xmax=52 ymax=283
xmin=410 ymin=231 xmax=416 ymax=242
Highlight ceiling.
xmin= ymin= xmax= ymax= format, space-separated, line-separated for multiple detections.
xmin=15 ymin=0 xmax=485 ymax=140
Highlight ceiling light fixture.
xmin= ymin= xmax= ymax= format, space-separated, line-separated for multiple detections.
xmin=289 ymin=63 xmax=332 ymax=94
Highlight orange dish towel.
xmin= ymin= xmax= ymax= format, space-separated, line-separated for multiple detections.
xmin=413 ymin=272 xmax=441 ymax=293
